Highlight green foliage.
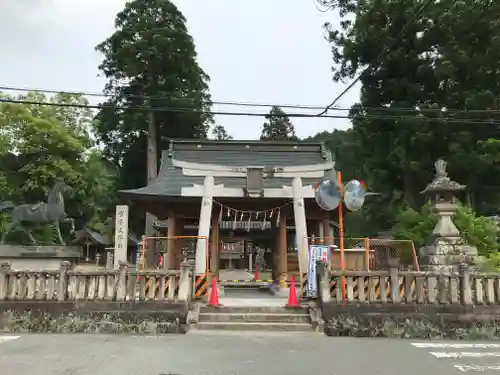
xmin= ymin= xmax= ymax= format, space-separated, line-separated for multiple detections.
xmin=393 ymin=202 xmax=499 ymax=257
xmin=94 ymin=0 xmax=213 ymax=193
xmin=454 ymin=205 xmax=499 ymax=256
xmin=211 ymin=125 xmax=233 ymax=140
xmin=260 ymin=106 xmax=298 ymax=141
xmin=393 ymin=202 xmax=437 ymax=249
xmin=324 ymin=0 xmax=500 ymax=231
xmin=0 ymin=92 xmax=117 ymax=244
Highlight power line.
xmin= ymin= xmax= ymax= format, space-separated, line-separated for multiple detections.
xmin=0 ymin=85 xmax=328 ymax=111
xmin=2 ymin=84 xmax=500 ymax=116
xmin=317 ymin=0 xmax=435 ymax=116
xmin=1 ymin=97 xmax=500 ymax=125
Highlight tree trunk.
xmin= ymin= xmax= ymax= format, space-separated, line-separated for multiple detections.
xmin=145 ymin=106 xmax=158 ymax=268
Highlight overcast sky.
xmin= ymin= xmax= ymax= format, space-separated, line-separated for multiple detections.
xmin=0 ymin=0 xmax=360 ymax=139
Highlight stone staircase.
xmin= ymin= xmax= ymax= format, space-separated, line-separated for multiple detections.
xmin=192 ymin=306 xmax=315 ymax=332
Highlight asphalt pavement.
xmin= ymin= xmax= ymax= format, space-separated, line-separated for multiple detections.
xmin=1 ymin=332 xmax=500 ymax=374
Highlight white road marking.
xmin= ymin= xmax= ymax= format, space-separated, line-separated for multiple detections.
xmin=430 ymin=352 xmax=500 ymax=358
xmin=0 ymin=336 xmax=20 ymax=344
xmin=455 ymin=364 xmax=500 ymax=372
xmin=412 ymin=343 xmax=500 ymax=349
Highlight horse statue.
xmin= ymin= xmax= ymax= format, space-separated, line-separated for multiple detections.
xmin=0 ymin=181 xmax=75 ymax=245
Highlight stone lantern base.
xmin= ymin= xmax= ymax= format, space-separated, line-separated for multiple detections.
xmin=420 ymin=237 xmax=478 ymax=272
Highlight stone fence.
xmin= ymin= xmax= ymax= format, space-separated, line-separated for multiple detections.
xmin=0 ymin=260 xmax=195 ymax=302
xmin=316 ymin=263 xmax=497 ymax=305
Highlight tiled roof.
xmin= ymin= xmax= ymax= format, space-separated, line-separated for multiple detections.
xmin=120 ymin=139 xmax=335 ymax=198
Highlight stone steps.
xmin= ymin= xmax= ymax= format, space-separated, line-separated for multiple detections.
xmin=193 ymin=321 xmax=313 ymax=332
xmin=199 ymin=312 xmax=310 ymax=323
xmin=201 ymin=306 xmax=307 ymax=314
xmin=193 ymin=306 xmax=313 ymax=332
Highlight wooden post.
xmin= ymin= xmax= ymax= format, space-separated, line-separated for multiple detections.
xmin=165 ymin=210 xmax=177 ymax=270
xmin=316 ymin=261 xmax=331 ymax=303
xmin=210 ymin=209 xmax=220 ymax=276
xmin=389 ymin=266 xmax=400 ymax=303
xmin=58 ymin=261 xmax=71 ymax=301
xmin=322 ymin=214 xmax=332 ymax=245
xmin=460 ymin=264 xmax=472 ymax=305
xmin=0 ymin=262 xmax=11 ymax=300
xmin=178 ymin=261 xmax=193 ymax=301
xmin=116 ymin=261 xmax=128 ymax=301
xmin=278 ymin=214 xmax=288 ymax=287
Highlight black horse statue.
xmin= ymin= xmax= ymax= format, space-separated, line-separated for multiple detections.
xmin=0 ymin=182 xmax=75 ymax=245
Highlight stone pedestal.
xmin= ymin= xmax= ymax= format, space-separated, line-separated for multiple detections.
xmin=419 ymin=159 xmax=478 ymax=271
xmin=0 ymin=245 xmax=81 ymax=271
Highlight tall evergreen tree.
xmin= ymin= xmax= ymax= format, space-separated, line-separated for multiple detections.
xmin=95 ymin=0 xmax=213 ymax=192
xmin=260 ymin=106 xmax=298 ymax=141
xmin=211 ymin=125 xmax=233 ymax=140
xmin=326 ymin=0 xmax=500 ymax=228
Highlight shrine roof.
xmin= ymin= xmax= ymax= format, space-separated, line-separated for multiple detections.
xmin=119 ymin=139 xmax=335 ymax=199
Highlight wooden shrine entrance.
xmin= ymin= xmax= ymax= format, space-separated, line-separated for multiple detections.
xmin=212 ymin=213 xmax=292 ymax=284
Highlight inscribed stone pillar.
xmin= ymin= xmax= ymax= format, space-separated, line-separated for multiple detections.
xmin=292 ymin=177 xmax=309 ymax=276
xmin=165 ymin=210 xmax=176 ymax=270
xmin=195 ymin=176 xmax=214 ymax=274
xmin=113 ymin=205 xmax=129 ymax=269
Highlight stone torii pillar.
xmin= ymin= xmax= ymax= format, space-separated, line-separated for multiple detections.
xmin=171 ymin=159 xmax=333 ymax=277
xmin=195 ymin=176 xmax=214 ymax=274
xmin=292 ymin=177 xmax=309 ymax=277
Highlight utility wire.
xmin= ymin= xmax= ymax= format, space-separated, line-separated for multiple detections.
xmin=317 ymin=0 xmax=435 ymax=116
xmin=0 ymin=85 xmax=327 ymax=111
xmin=1 ymin=97 xmax=500 ymax=125
xmin=2 ymin=84 xmax=500 ymax=116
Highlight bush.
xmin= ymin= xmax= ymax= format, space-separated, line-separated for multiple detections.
xmin=393 ymin=201 xmax=499 ymax=264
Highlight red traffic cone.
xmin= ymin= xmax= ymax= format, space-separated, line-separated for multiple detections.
xmin=207 ymin=277 xmax=222 ymax=307
xmin=285 ymin=276 xmax=300 ymax=308
xmin=254 ymin=264 xmax=259 ymax=280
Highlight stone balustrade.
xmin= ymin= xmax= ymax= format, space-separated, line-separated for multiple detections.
xmin=316 ymin=262 xmax=499 ymax=305
xmin=0 ymin=260 xmax=195 ymax=302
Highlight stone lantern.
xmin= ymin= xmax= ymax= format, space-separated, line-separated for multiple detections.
xmin=419 ymin=159 xmax=478 ymax=271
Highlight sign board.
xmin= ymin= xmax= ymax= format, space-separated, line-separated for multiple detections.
xmin=114 ymin=205 xmax=129 ymax=268
xmin=306 ymin=245 xmax=330 ymax=298
xmin=220 ymin=241 xmax=244 ymax=259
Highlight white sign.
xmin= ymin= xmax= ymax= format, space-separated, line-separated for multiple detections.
xmin=306 ymin=246 xmax=330 ymax=297
xmin=114 ymin=205 xmax=129 ymax=268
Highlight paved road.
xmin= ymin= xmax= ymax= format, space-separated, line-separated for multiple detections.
xmin=1 ymin=332 xmax=500 ymax=374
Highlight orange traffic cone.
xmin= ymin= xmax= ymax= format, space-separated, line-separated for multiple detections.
xmin=285 ymin=276 xmax=300 ymax=308
xmin=254 ymin=264 xmax=259 ymax=280
xmin=207 ymin=277 xmax=222 ymax=307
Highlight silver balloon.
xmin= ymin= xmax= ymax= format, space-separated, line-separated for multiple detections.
xmin=314 ymin=179 xmax=341 ymax=211
xmin=344 ymin=179 xmax=366 ymax=212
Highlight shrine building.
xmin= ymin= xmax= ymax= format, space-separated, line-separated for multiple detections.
xmin=119 ymin=139 xmax=337 ymax=282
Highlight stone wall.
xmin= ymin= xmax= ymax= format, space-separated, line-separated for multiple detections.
xmin=322 ymin=303 xmax=500 ymax=339
xmin=0 ymin=301 xmax=189 ymax=334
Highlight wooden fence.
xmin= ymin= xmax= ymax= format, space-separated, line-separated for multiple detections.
xmin=317 ymin=264 xmax=499 ymax=305
xmin=0 ymin=260 xmax=195 ymax=302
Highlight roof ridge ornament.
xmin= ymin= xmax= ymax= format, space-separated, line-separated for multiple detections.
xmin=320 ymin=142 xmax=328 ymax=160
